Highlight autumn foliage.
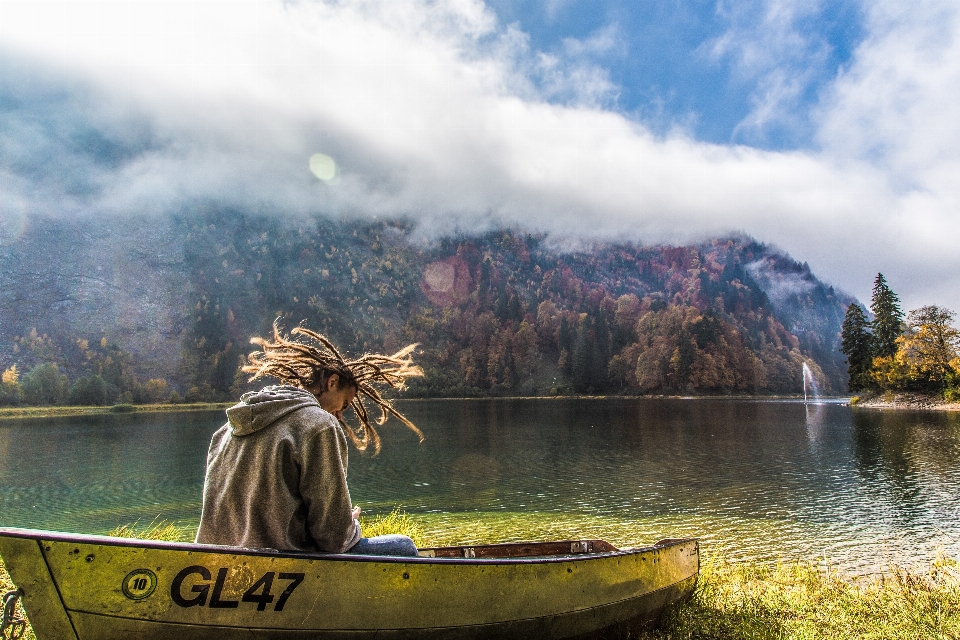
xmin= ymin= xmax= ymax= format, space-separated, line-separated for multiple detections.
xmin=841 ymin=275 xmax=960 ymax=400
xmin=1 ymin=212 xmax=852 ymax=404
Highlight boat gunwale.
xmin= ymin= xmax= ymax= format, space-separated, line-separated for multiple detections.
xmin=0 ymin=527 xmax=696 ymax=565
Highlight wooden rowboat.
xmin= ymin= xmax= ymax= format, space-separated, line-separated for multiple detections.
xmin=0 ymin=527 xmax=698 ymax=639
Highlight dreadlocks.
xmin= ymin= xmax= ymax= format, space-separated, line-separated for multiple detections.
xmin=242 ymin=321 xmax=424 ymax=455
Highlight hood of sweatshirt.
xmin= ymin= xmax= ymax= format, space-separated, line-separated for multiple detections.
xmin=225 ymin=385 xmax=322 ymax=436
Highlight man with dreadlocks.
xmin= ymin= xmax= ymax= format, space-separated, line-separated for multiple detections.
xmin=195 ymin=323 xmax=424 ymax=556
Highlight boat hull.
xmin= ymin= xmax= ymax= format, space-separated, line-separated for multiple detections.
xmin=0 ymin=528 xmax=698 ymax=640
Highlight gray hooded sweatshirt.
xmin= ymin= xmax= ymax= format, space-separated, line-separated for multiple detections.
xmin=195 ymin=385 xmax=362 ymax=553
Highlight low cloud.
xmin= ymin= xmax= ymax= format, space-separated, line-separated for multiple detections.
xmin=746 ymin=259 xmax=816 ymax=309
xmin=1 ymin=0 xmax=959 ymax=313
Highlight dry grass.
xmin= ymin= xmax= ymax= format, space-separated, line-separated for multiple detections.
xmin=641 ymin=553 xmax=960 ymax=640
xmin=359 ymin=507 xmax=428 ymax=548
xmin=108 ymin=518 xmax=192 ymax=542
xmin=0 ymin=557 xmax=35 ymax=640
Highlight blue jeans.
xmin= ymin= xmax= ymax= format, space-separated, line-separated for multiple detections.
xmin=346 ymin=534 xmax=418 ymax=557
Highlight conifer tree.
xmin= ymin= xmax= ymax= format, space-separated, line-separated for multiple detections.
xmin=558 ymin=316 xmax=573 ymax=376
xmin=592 ymin=311 xmax=611 ymax=390
xmin=870 ymin=273 xmax=904 ymax=359
xmin=572 ymin=317 xmax=591 ymax=392
xmin=840 ymin=303 xmax=873 ymax=391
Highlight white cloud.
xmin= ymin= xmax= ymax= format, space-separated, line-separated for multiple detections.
xmin=814 ymin=0 xmax=960 ymax=310
xmin=706 ymin=0 xmax=831 ymax=143
xmin=562 ymin=23 xmax=624 ymax=58
xmin=544 ymin=0 xmax=577 ymax=22
xmin=819 ymin=1 xmax=960 ymax=181
xmin=0 ymin=0 xmax=958 ymax=313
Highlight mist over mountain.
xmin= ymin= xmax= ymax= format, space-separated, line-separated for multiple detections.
xmin=0 ymin=211 xmax=853 ymax=402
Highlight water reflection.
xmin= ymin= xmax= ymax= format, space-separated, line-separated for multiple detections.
xmin=359 ymin=399 xmax=960 ymax=572
xmin=852 ymin=410 xmax=960 ymax=532
xmin=804 ymin=402 xmax=826 ymax=444
xmin=0 ymin=400 xmax=959 ymax=574
xmin=0 ymin=412 xmax=216 ymax=533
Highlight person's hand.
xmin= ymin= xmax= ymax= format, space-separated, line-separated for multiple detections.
xmin=352 ymin=506 xmax=361 ymax=520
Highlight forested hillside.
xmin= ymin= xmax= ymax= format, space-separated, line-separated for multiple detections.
xmin=0 ymin=211 xmax=852 ymax=405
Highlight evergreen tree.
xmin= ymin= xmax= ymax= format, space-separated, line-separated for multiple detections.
xmin=478 ymin=257 xmax=492 ymax=300
xmin=592 ymin=311 xmax=611 ymax=390
xmin=870 ymin=273 xmax=904 ymax=359
xmin=494 ymin=287 xmax=509 ymax=320
xmin=558 ymin=316 xmax=574 ymax=376
xmin=840 ymin=303 xmax=873 ymax=391
xmin=507 ymin=292 xmax=523 ymax=322
xmin=572 ymin=317 xmax=591 ymax=392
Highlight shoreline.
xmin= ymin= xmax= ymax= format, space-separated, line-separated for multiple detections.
xmin=4 ymin=392 xmax=958 ymax=420
xmin=0 ymin=395 xmax=830 ymax=420
xmin=852 ymin=392 xmax=960 ymax=412
xmin=398 ymin=393 xmax=847 ymax=402
xmin=0 ymin=402 xmax=233 ymax=421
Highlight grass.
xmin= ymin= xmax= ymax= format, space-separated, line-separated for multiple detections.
xmin=0 ymin=401 xmax=232 ymax=420
xmin=359 ymin=507 xmax=428 ymax=548
xmin=639 ymin=553 xmax=960 ymax=640
xmin=2 ymin=513 xmax=959 ymax=639
xmin=108 ymin=518 xmax=193 ymax=542
xmin=365 ymin=512 xmax=960 ymax=637
xmin=0 ymin=558 xmax=35 ymax=640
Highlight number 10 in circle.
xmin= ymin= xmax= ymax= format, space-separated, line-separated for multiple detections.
xmin=122 ymin=569 xmax=158 ymax=600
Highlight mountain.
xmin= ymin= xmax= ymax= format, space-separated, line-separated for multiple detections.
xmin=0 ymin=210 xmax=854 ymax=403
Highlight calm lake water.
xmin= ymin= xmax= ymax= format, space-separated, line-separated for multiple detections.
xmin=1 ymin=398 xmax=959 ymax=574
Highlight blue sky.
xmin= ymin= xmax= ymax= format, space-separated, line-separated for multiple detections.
xmin=1 ymin=0 xmax=959 ymax=313
xmin=487 ymin=0 xmax=863 ymax=148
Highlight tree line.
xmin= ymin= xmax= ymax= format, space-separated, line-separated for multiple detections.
xmin=840 ymin=274 xmax=960 ymax=400
xmin=0 ymin=330 xmax=206 ymax=408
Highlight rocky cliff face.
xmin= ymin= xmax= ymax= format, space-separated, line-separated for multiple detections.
xmin=0 ymin=215 xmax=191 ymax=382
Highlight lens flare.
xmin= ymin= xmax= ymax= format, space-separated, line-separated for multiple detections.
xmin=421 ymin=258 xmax=471 ymax=307
xmin=309 ymin=153 xmax=337 ymax=182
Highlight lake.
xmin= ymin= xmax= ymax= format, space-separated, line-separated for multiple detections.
xmin=1 ymin=398 xmax=958 ymax=574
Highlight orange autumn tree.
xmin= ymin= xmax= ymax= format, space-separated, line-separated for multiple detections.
xmin=873 ymin=305 xmax=960 ymax=394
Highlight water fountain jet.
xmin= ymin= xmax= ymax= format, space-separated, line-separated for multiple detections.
xmin=802 ymin=362 xmax=821 ymax=404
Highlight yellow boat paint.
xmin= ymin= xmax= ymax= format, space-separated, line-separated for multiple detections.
xmin=0 ymin=528 xmax=698 ymax=639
